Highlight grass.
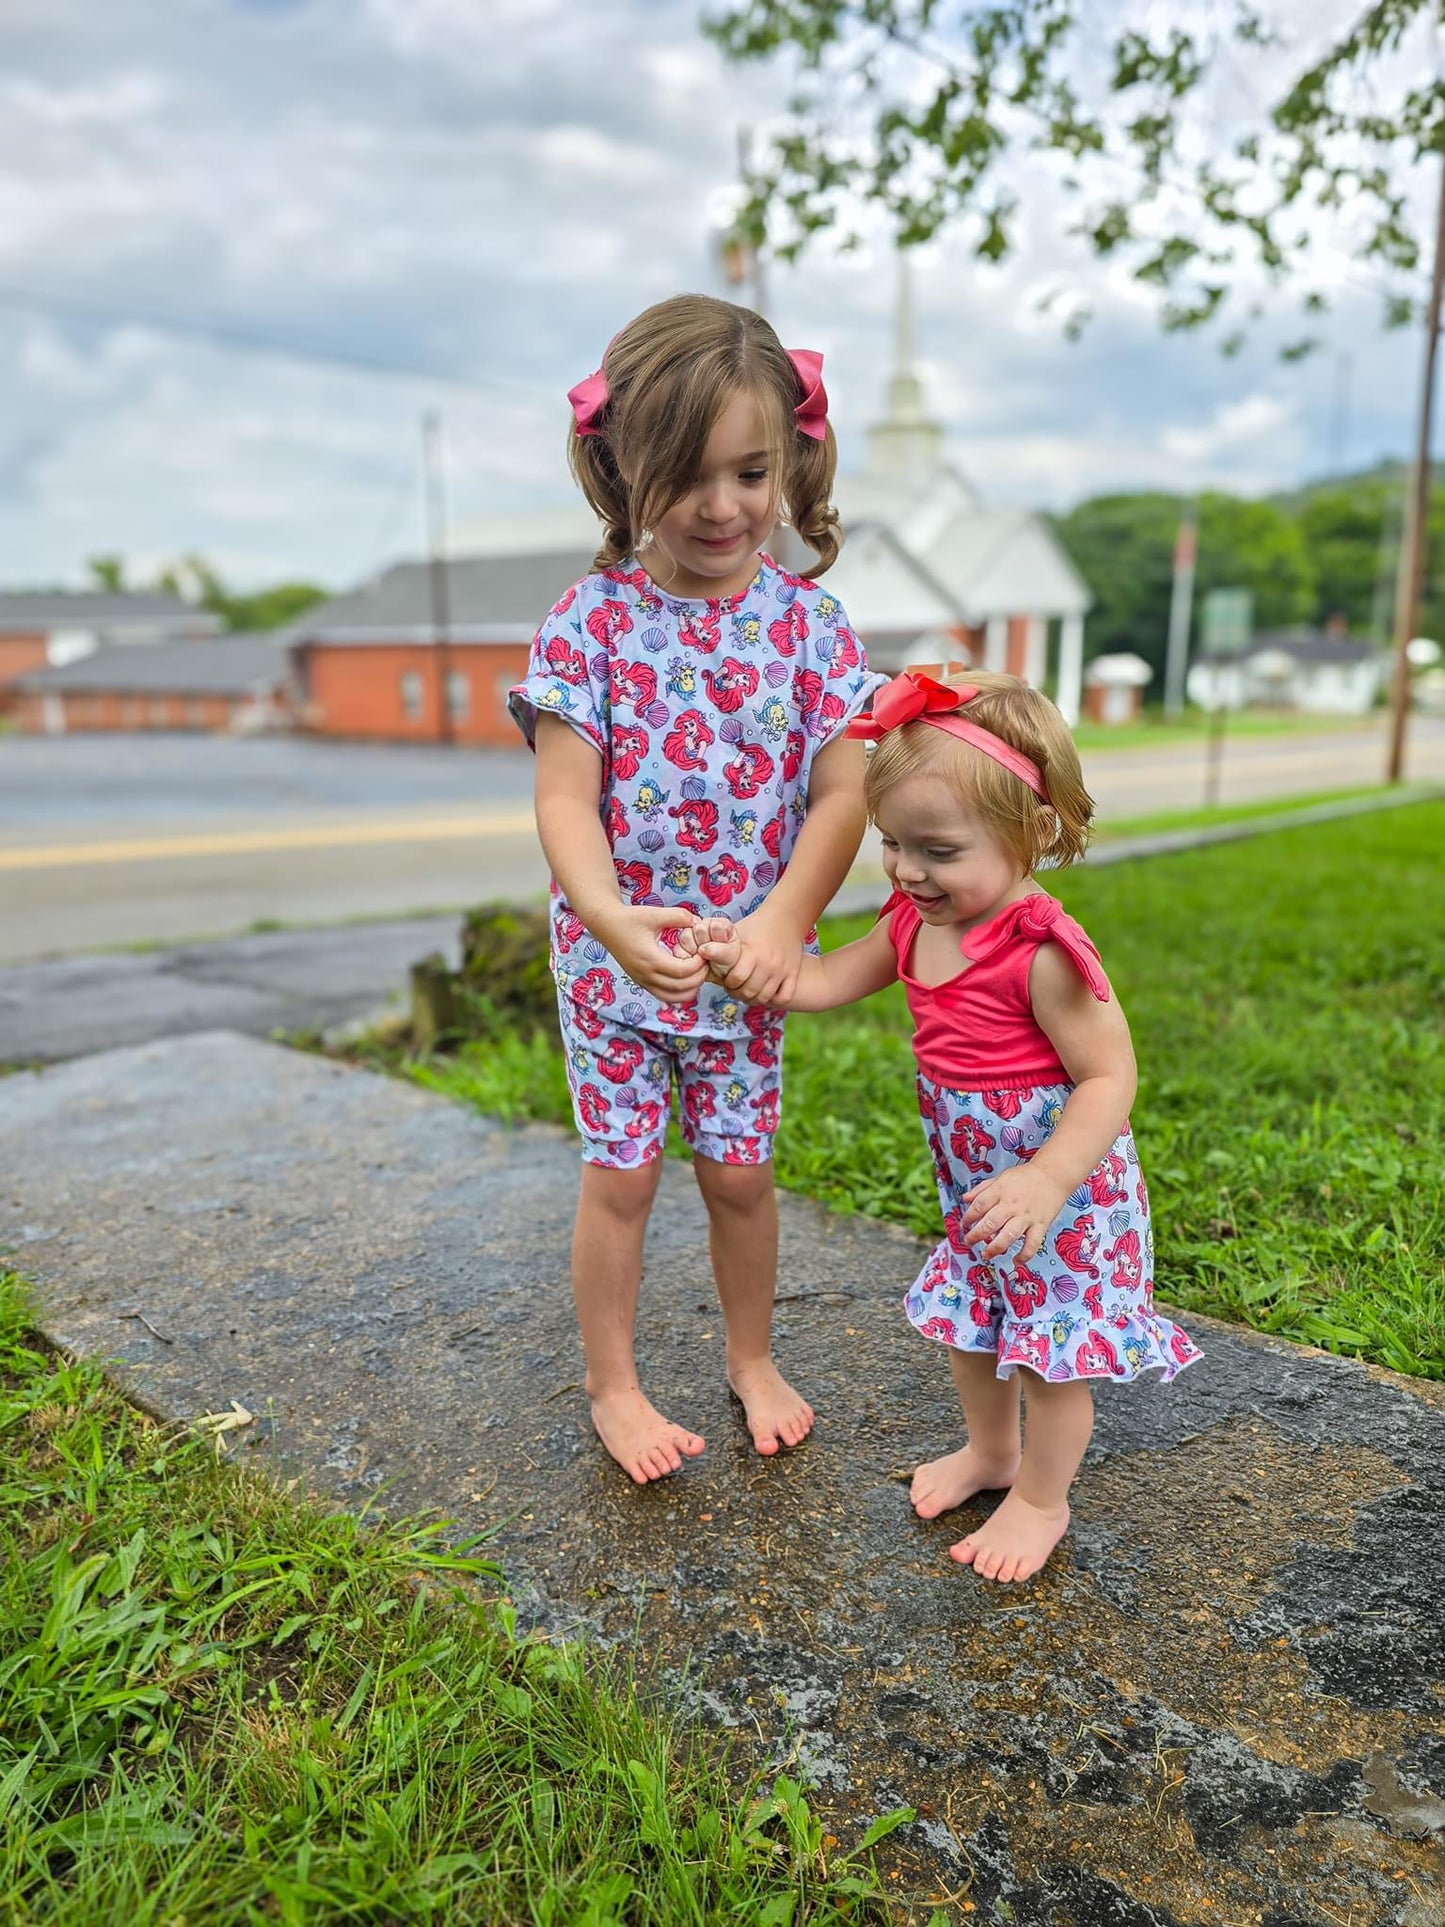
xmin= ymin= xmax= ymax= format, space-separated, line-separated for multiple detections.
xmin=1089 ymin=782 xmax=1433 ymax=840
xmin=397 ymin=803 xmax=1445 ymax=1382
xmin=0 ymin=1272 xmax=910 ymax=1925
xmin=1068 ymin=708 xmax=1379 ymax=751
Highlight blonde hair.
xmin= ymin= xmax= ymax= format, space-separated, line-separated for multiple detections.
xmin=567 ymin=293 xmax=841 ymax=577
xmin=865 ymin=669 xmax=1094 ymax=871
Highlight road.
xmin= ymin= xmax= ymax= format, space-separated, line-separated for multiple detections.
xmin=2 ymin=719 xmax=1442 ymax=964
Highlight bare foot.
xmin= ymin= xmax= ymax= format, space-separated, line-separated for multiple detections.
xmin=728 ymin=1358 xmax=814 ymax=1457
xmin=589 ymin=1387 xmax=705 ymax=1485
xmin=910 ymin=1444 xmax=1021 ymax=1519
xmin=950 ymin=1490 xmax=1070 ymax=1583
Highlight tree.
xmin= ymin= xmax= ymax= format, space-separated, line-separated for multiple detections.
xmin=86 ymin=555 xmax=126 ymax=593
xmin=155 ymin=554 xmax=327 ymax=632
xmin=1053 ymin=489 xmax=1315 ymax=684
xmin=705 ymin=2 xmax=1440 ymax=343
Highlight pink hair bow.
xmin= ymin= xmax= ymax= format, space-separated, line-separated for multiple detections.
xmin=567 ymin=366 xmax=610 ymax=439
xmin=787 ymin=348 xmax=828 ymax=440
xmin=566 ymin=344 xmax=830 ymax=440
xmin=847 ymin=670 xmax=1047 ymax=798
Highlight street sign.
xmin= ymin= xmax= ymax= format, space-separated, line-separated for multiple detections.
xmin=1200 ymin=588 xmax=1253 ymax=657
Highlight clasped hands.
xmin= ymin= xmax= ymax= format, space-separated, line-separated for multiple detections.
xmin=675 ymin=911 xmax=801 ymax=1008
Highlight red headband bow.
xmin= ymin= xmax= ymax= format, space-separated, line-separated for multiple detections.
xmin=567 ymin=347 xmax=829 ymax=441
xmin=847 ymin=671 xmax=1047 ymax=798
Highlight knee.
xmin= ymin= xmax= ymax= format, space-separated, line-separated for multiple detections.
xmin=694 ymin=1155 xmax=774 ymax=1215
xmin=580 ymin=1158 xmax=662 ymax=1223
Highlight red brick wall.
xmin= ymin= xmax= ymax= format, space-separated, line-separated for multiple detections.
xmin=14 ymin=691 xmax=246 ymax=733
xmin=0 ymin=635 xmax=48 ymax=687
xmin=296 ymin=642 xmax=532 ymax=745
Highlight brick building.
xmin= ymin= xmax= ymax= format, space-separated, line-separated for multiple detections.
xmin=11 ymin=633 xmax=293 ymax=735
xmin=0 ymin=590 xmax=220 ymax=711
xmin=289 ymin=551 xmax=591 ymax=744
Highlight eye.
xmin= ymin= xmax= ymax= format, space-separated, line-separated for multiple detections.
xmin=739 ymin=468 xmax=769 ymax=484
xmin=925 ymin=847 xmax=960 ymax=861
xmin=879 ymin=835 xmax=899 ymax=851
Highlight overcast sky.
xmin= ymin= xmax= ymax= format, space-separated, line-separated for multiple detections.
xmin=0 ymin=0 xmax=1434 ymax=591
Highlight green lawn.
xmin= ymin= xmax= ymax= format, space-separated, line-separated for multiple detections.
xmin=405 ymin=802 xmax=1445 ymax=1381
xmin=1068 ymin=708 xmax=1379 ymax=751
xmin=0 ymin=1274 xmax=907 ymax=1925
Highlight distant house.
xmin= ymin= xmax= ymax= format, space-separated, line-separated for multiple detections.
xmin=1186 ymin=629 xmax=1386 ymax=715
xmin=0 ymin=590 xmax=220 ymax=702
xmin=11 ymin=633 xmax=294 ymax=735
xmin=289 ymin=552 xmax=592 ymax=745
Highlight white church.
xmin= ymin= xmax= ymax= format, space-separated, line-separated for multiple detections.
xmin=449 ymin=262 xmax=1093 ymax=724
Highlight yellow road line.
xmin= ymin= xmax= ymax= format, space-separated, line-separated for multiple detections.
xmin=0 ymin=809 xmax=538 ymax=871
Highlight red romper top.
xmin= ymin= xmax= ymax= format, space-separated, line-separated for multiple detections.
xmin=881 ymin=889 xmax=1111 ymax=1091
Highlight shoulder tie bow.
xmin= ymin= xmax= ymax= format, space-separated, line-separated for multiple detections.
xmin=961 ymin=895 xmax=1110 ymax=1001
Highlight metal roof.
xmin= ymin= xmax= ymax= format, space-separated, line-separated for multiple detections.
xmin=296 ymin=551 xmax=596 ymax=642
xmin=16 ymin=633 xmax=290 ymax=695
xmin=0 ymin=590 xmax=217 ymax=634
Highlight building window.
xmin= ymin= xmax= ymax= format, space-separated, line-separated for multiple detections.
xmin=446 ymin=670 xmax=471 ymax=722
xmin=400 ymin=670 xmax=423 ymax=722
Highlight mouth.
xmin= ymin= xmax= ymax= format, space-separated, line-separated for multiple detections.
xmin=906 ymin=891 xmax=948 ymax=912
xmin=695 ymin=532 xmax=747 ymax=551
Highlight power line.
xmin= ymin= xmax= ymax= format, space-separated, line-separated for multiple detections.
xmin=0 ymin=279 xmax=502 ymax=391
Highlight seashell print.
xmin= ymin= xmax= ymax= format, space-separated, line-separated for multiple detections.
xmin=640 ymin=627 xmax=668 ymax=652
xmin=1109 ymin=1208 xmax=1131 ymax=1237
xmin=589 ymin=652 xmax=609 ymax=679
xmin=718 ymin=717 xmax=744 ymax=743
xmin=642 ymin=702 xmax=670 ymax=728
xmin=637 ymin=829 xmax=665 ymax=853
xmin=1001 ymin=1124 xmax=1026 ymax=1153
xmin=1053 ymin=1277 xmax=1079 ymax=1304
xmin=764 ymin=659 xmax=790 ymax=687
xmin=619 ymin=1003 xmax=646 ymax=1025
xmin=1068 ymin=1184 xmax=1092 ymax=1210
xmin=752 ymin=862 xmax=776 ymax=888
xmin=582 ymin=939 xmax=608 ymax=962
xmin=681 ymin=776 xmax=708 ymax=800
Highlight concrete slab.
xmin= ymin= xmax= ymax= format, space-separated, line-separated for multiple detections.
xmin=2 ymin=1032 xmax=1441 ymax=1922
xmin=0 ymin=915 xmax=459 ymax=1064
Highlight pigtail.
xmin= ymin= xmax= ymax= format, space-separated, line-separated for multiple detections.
xmin=568 ymin=426 xmax=635 ymax=573
xmin=784 ymin=426 xmax=842 ymax=575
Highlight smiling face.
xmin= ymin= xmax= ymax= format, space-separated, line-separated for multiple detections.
xmin=643 ymin=389 xmax=779 ymax=600
xmin=874 ymin=772 xmax=1030 ymax=930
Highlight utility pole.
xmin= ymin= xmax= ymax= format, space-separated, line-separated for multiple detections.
xmin=1387 ymin=146 xmax=1445 ymax=785
xmin=422 ymin=410 xmax=453 ymax=747
xmin=1163 ymin=503 xmax=1198 ymax=722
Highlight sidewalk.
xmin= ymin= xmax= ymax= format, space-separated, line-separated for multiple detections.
xmin=3 ymin=1031 xmax=1440 ymax=1921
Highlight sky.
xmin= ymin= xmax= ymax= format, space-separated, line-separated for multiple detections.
xmin=0 ymin=0 xmax=1436 ymax=592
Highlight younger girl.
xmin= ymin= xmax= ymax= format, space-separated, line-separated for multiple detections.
xmin=688 ymin=669 xmax=1201 ymax=1581
xmin=509 ymin=294 xmax=875 ymax=1486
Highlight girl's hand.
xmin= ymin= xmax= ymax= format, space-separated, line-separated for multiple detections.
xmin=961 ymin=1166 xmax=1068 ymax=1264
xmin=715 ymin=909 xmax=804 ymax=1007
xmin=677 ymin=918 xmax=740 ymax=982
xmin=593 ymin=905 xmax=709 ymax=1002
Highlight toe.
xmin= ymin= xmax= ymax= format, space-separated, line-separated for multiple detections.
xmin=754 ymin=1431 xmax=781 ymax=1456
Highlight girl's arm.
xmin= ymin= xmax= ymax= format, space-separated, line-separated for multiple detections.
xmin=719 ymin=733 xmax=868 ymax=1006
xmin=533 ymin=713 xmax=707 ymax=1003
xmin=687 ymin=914 xmax=897 ymax=1012
xmin=961 ymin=943 xmax=1138 ymax=1263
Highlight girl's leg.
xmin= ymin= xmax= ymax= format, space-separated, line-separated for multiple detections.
xmin=911 ymin=1348 xmax=1023 ymax=1518
xmin=951 ymin=1376 xmax=1094 ymax=1583
xmin=574 ymin=1158 xmax=706 ymax=1485
xmin=692 ymin=1154 xmax=813 ymax=1456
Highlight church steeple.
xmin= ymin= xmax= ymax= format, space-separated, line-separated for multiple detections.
xmin=866 ymin=249 xmax=945 ymax=481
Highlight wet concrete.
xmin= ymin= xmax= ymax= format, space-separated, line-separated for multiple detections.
xmin=2 ymin=1031 xmax=1442 ymax=1925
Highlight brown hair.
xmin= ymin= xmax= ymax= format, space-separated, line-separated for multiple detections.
xmin=864 ymin=669 xmax=1094 ymax=871
xmin=567 ymin=293 xmax=841 ymax=577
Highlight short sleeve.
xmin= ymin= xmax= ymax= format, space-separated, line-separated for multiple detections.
xmin=801 ymin=592 xmax=882 ymax=749
xmin=507 ymin=587 xmax=607 ymax=756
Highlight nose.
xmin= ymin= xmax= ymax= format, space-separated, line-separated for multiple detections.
xmin=697 ymin=478 xmax=738 ymax=523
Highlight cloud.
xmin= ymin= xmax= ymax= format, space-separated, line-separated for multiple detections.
xmin=0 ymin=0 xmax=1428 ymax=589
